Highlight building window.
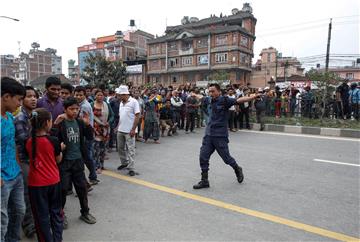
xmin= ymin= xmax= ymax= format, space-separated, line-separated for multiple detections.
xmin=182 ymin=56 xmax=193 ymax=66
xmin=240 ymin=53 xmax=247 ymax=63
xmin=215 ymin=53 xmax=228 ymax=63
xmin=168 ymin=42 xmax=177 ymax=51
xmin=151 ymin=60 xmax=159 ymax=69
xmin=197 ymin=55 xmax=208 ymax=65
xmin=232 ymin=34 xmax=237 ymax=45
xmin=240 ymin=36 xmax=248 ymax=47
xmin=215 ymin=35 xmax=228 ymax=46
xmin=169 ymin=58 xmax=178 ymax=67
xmin=346 ymin=73 xmax=354 ymax=80
xmin=197 ymin=38 xmax=208 ymax=48
xmin=150 ymin=45 xmax=160 ymax=55
xmin=182 ymin=40 xmax=192 ymax=51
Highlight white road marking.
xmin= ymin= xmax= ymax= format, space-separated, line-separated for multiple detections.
xmin=238 ymin=130 xmax=360 ymax=142
xmin=313 ymin=159 xmax=360 ymax=167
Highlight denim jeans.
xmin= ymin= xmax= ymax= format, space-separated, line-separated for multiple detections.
xmin=1 ymin=173 xmax=26 ymax=242
xmin=84 ymin=139 xmax=97 ymax=181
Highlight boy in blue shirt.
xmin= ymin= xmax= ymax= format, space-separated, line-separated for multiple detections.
xmin=1 ymin=77 xmax=26 ymax=241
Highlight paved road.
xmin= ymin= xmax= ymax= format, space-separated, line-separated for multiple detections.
xmin=24 ymin=130 xmax=360 ymax=241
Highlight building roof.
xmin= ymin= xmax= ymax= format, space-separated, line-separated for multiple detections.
xmin=133 ymin=30 xmax=155 ymax=39
xmin=148 ymin=25 xmax=254 ymax=44
xmin=95 ymin=35 xmax=116 ymax=43
xmin=166 ymin=11 xmax=256 ymax=33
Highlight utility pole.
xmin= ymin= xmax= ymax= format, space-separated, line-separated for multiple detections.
xmin=325 ymin=18 xmax=332 ymax=72
xmin=275 ymin=53 xmax=278 ymax=82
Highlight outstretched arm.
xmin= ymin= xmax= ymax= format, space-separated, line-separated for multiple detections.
xmin=237 ymin=94 xmax=259 ymax=104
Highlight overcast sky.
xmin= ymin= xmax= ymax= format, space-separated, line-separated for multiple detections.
xmin=1 ymin=0 xmax=359 ymax=75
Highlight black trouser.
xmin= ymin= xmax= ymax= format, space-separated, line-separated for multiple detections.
xmin=185 ymin=112 xmax=196 ymax=132
xmin=180 ymin=107 xmax=186 ymax=129
xmin=199 ymin=136 xmax=237 ymax=172
xmin=60 ymin=159 xmax=89 ymax=216
xmin=228 ymin=110 xmax=237 ymax=130
xmin=28 ymin=183 xmax=63 ymax=242
xmin=351 ymin=103 xmax=359 ymax=120
xmin=19 ymin=162 xmax=35 ymax=235
xmin=256 ymin=109 xmax=265 ymax=130
xmin=239 ymin=108 xmax=250 ymax=129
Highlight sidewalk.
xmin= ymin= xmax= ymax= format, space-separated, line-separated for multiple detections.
xmin=250 ymin=123 xmax=360 ymax=138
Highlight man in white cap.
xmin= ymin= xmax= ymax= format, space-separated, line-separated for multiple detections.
xmin=116 ymin=85 xmax=140 ymax=176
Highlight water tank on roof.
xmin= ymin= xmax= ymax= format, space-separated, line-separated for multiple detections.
xmin=31 ymin=42 xmax=40 ymax=49
xmin=190 ymin=17 xmax=199 ymax=23
xmin=130 ymin=19 xmax=136 ymax=27
xmin=231 ymin=8 xmax=239 ymax=15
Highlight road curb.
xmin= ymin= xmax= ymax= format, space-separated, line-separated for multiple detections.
xmin=250 ymin=123 xmax=360 ymax=138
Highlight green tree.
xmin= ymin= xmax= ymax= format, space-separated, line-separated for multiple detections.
xmin=108 ymin=60 xmax=127 ymax=86
xmin=210 ymin=70 xmax=230 ymax=81
xmin=209 ymin=70 xmax=230 ymax=87
xmin=81 ymin=53 xmax=127 ymax=88
xmin=306 ymin=69 xmax=341 ymax=120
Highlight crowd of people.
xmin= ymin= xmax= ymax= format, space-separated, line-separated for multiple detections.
xmin=257 ymin=80 xmax=360 ymax=121
xmin=1 ymin=75 xmax=359 ymax=242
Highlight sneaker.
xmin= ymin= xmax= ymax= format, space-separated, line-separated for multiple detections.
xmin=63 ymin=215 xmax=68 ymax=230
xmin=128 ymin=170 xmax=135 ymax=176
xmin=80 ymin=213 xmax=96 ymax=224
xmin=89 ymin=179 xmax=100 ymax=186
xmin=117 ymin=164 xmax=128 ymax=170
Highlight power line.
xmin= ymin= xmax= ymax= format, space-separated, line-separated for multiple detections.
xmin=257 ymin=15 xmax=359 ymax=33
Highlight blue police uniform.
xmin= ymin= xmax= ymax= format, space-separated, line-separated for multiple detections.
xmin=199 ymin=96 xmax=238 ymax=171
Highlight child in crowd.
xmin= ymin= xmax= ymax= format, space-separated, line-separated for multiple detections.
xmin=53 ymin=97 xmax=96 ymax=227
xmin=26 ymin=108 xmax=64 ymax=242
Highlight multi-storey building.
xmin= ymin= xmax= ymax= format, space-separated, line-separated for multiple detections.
xmin=251 ymin=47 xmax=305 ymax=88
xmin=15 ymin=44 xmax=62 ymax=85
xmin=78 ymin=28 xmax=154 ymax=76
xmin=68 ymin=59 xmax=80 ymax=85
xmin=0 ymin=55 xmax=19 ymax=79
xmin=147 ymin=3 xmax=256 ymax=86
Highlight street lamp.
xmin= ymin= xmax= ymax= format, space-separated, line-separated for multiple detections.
xmin=0 ymin=16 xmax=19 ymax=21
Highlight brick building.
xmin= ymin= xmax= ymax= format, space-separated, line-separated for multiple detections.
xmin=17 ymin=44 xmax=62 ymax=85
xmin=0 ymin=55 xmax=19 ymax=79
xmin=78 ymin=28 xmax=154 ymax=80
xmin=147 ymin=3 xmax=256 ymax=86
xmin=250 ymin=47 xmax=304 ymax=88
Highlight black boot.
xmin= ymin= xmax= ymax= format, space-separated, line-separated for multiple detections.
xmin=193 ymin=171 xmax=210 ymax=189
xmin=233 ymin=165 xmax=244 ymax=183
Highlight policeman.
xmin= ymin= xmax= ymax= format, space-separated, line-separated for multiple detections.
xmin=193 ymin=83 xmax=259 ymax=189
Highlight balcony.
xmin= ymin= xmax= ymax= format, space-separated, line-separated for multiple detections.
xmin=179 ymin=48 xmax=193 ymax=56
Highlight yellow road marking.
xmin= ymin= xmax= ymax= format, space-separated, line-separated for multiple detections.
xmin=102 ymin=170 xmax=359 ymax=242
